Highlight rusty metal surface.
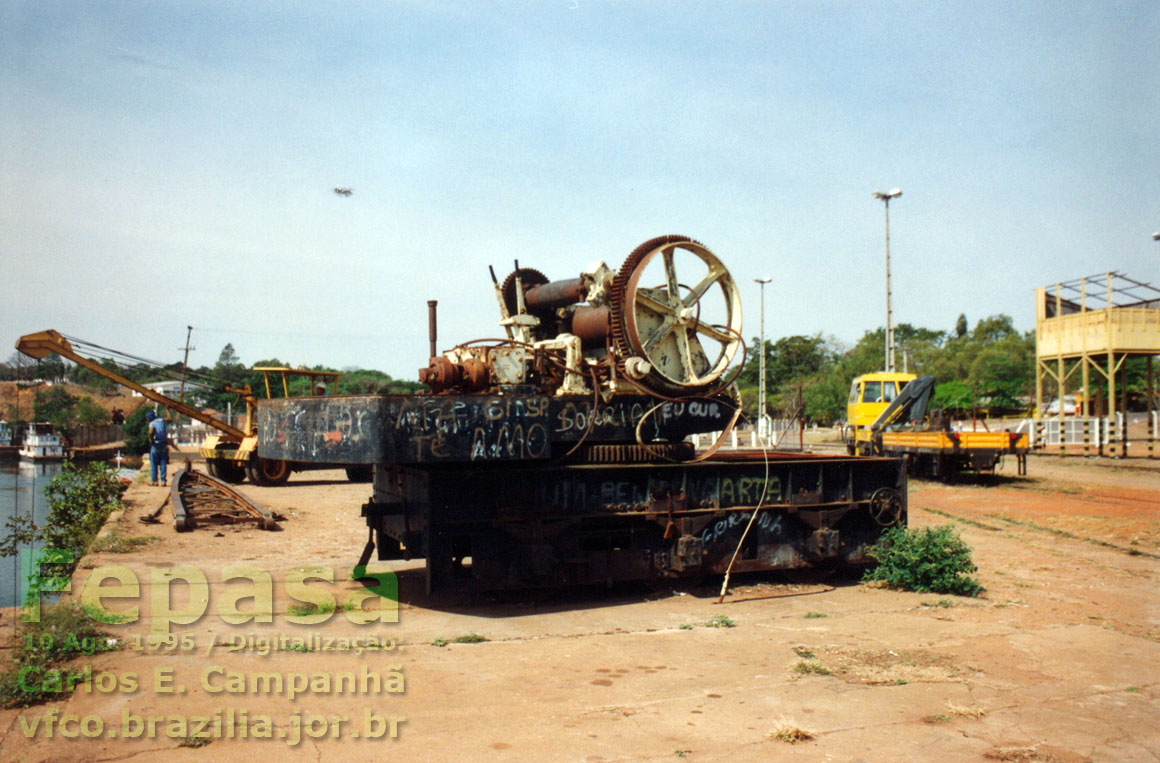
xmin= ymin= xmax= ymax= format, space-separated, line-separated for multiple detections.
xmin=570 ymin=305 xmax=610 ymax=344
xmin=524 ymin=277 xmax=585 ymax=312
xmin=171 ymin=467 xmax=276 ymax=532
xmin=257 ymin=392 xmax=736 ymax=465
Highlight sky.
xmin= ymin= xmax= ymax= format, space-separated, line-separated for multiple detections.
xmin=2 ymin=1 xmax=1158 ymax=380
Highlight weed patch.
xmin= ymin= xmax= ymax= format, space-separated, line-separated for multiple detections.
xmin=179 ymin=735 xmax=212 ymax=748
xmin=792 ymin=658 xmax=832 ymax=676
xmin=863 ymin=525 xmax=983 ymax=596
xmin=91 ymin=533 xmax=156 ymax=554
xmin=0 ymin=603 xmax=118 ymax=708
xmin=704 ymin=614 xmax=735 ymax=628
xmin=768 ymin=717 xmax=814 ymax=744
xmin=286 ymin=599 xmax=355 ymax=617
xmin=453 ymin=633 xmax=489 ymax=644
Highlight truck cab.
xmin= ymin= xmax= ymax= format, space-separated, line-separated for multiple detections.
xmin=846 ymin=372 xmax=917 ymax=453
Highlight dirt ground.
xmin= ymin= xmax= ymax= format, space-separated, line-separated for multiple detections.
xmin=1 ymin=452 xmax=1157 ymax=762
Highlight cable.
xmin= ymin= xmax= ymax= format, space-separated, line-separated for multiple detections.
xmin=716 ymin=407 xmax=773 ymax=603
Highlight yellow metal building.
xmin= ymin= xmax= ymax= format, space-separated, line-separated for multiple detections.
xmin=1035 ymin=272 xmax=1160 ymax=420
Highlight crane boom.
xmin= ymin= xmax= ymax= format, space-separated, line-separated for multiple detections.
xmin=15 ymin=329 xmax=248 ymax=440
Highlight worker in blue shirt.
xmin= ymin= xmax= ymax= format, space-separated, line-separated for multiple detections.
xmin=146 ymin=411 xmax=171 ymax=486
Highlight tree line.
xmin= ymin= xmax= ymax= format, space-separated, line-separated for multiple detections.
xmin=735 ymin=313 xmax=1154 ymax=425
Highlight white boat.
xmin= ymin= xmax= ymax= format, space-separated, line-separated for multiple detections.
xmin=19 ymin=423 xmax=65 ymax=461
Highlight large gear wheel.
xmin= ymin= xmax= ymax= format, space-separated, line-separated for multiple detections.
xmin=500 ymin=268 xmax=549 ymax=316
xmin=610 ymin=236 xmax=742 ymax=395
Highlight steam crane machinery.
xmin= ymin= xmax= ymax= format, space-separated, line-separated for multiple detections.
xmin=14 ymin=330 xmax=363 ymax=486
xmin=258 ymin=235 xmax=910 ymax=592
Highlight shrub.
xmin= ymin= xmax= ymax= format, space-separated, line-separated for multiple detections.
xmin=40 ymin=463 xmax=122 ymax=562
xmin=863 ymin=525 xmax=982 ymax=597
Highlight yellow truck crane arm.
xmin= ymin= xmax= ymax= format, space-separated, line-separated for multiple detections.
xmin=869 ymin=375 xmax=937 ymax=434
xmin=15 ymin=329 xmax=249 ymax=440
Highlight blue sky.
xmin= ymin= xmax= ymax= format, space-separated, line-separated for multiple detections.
xmin=2 ymin=1 xmax=1157 ymax=379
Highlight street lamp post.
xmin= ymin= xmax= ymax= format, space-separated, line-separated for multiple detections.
xmin=873 ymin=188 xmax=902 ymax=372
xmin=754 ymin=276 xmax=771 ymax=438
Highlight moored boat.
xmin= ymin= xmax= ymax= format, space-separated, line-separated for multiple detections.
xmin=19 ymin=423 xmax=65 ymax=461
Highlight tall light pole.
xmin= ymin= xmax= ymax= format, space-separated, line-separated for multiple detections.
xmin=754 ymin=276 xmax=771 ymax=437
xmin=873 ymin=188 xmax=902 ymax=372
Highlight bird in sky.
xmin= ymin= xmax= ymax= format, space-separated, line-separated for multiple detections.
xmin=333 ymin=187 xmax=352 ymax=196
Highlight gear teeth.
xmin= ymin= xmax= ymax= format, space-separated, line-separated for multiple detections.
xmin=500 ymin=268 xmax=550 ymax=315
xmin=609 ymin=235 xmax=702 ymax=395
xmin=572 ymin=442 xmax=695 ymax=464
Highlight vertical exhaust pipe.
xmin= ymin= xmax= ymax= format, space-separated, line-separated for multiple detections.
xmin=427 ymin=300 xmax=438 ymax=358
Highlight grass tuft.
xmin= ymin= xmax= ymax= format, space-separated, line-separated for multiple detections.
xmin=792 ymin=659 xmax=831 ymax=676
xmin=704 ymin=614 xmax=735 ymax=629
xmin=768 ymin=716 xmax=815 ymax=744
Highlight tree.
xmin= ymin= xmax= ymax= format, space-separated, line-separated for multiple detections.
xmin=35 ymin=356 xmax=67 ymax=383
xmin=32 ymin=387 xmax=78 ymax=430
xmin=74 ymin=397 xmax=108 ymax=426
xmin=122 ymin=405 xmax=153 ymax=455
xmin=968 ymin=333 xmax=1034 ymax=412
xmin=954 ymin=314 xmax=968 ymax=339
xmin=217 ymin=344 xmax=242 ymax=371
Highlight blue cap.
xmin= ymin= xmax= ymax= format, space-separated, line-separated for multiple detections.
xmin=146 ymin=412 xmax=156 ymax=421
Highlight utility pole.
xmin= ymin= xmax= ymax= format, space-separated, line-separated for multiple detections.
xmin=754 ymin=277 xmax=771 ymax=439
xmin=177 ymin=326 xmax=195 ymax=444
xmin=873 ymin=188 xmax=902 ymax=372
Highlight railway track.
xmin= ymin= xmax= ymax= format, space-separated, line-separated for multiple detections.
xmin=171 ymin=466 xmax=277 ymax=532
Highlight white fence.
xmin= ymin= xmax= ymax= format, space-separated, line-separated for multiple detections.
xmin=689 ymin=419 xmax=804 ymax=451
xmin=1023 ymin=412 xmax=1159 ymax=455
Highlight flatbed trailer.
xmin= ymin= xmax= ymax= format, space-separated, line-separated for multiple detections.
xmin=850 ymin=374 xmax=1029 ymax=480
xmin=879 ymin=429 xmax=1028 ymax=479
xmin=258 ymin=392 xmax=907 ymax=592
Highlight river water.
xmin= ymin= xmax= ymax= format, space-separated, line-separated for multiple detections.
xmin=0 ymin=460 xmax=62 ymax=608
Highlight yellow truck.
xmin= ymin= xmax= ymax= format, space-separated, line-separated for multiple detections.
xmin=847 ymin=373 xmax=1028 ymax=480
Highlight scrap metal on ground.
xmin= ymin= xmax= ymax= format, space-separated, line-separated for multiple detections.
xmin=171 ymin=465 xmax=277 ymax=532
